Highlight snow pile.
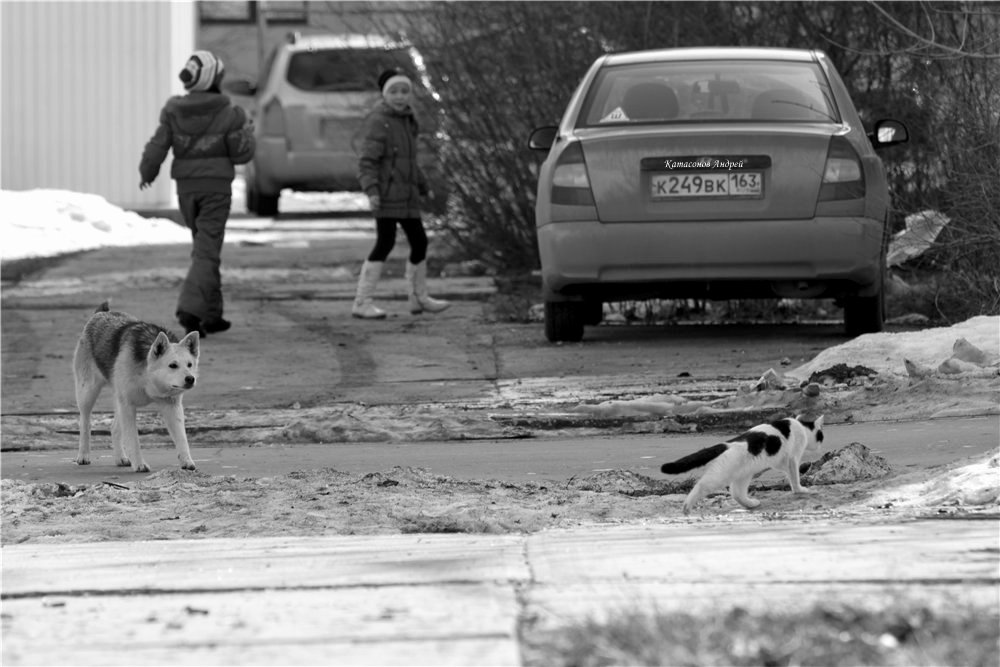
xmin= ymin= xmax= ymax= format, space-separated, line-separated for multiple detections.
xmin=0 ymin=185 xmax=374 ymax=265
xmin=0 ymin=189 xmax=189 ymax=262
xmin=865 ymin=449 xmax=1000 ymax=509
xmin=787 ymin=316 xmax=999 ymax=380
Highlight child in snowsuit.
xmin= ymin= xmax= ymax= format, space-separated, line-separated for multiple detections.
xmin=353 ymin=67 xmax=449 ymax=319
xmin=139 ymin=50 xmax=255 ymax=337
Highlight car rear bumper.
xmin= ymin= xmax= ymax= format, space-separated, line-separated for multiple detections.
xmin=538 ymin=216 xmax=885 ymax=301
xmin=253 ymin=139 xmax=359 ymax=193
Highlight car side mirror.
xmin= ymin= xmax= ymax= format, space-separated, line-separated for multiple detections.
xmin=869 ymin=119 xmax=909 ymax=148
xmin=224 ymin=78 xmax=257 ymax=97
xmin=529 ymin=126 xmax=559 ymax=151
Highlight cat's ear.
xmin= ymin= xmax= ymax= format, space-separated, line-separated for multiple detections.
xmin=814 ymin=415 xmax=824 ymax=429
xmin=795 ymin=413 xmax=805 ymax=423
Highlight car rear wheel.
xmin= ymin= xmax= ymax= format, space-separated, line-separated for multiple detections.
xmin=843 ymin=288 xmax=884 ymax=337
xmin=582 ymin=300 xmax=604 ymax=326
xmin=246 ymin=182 xmax=279 ymax=217
xmin=545 ymin=302 xmax=585 ymax=343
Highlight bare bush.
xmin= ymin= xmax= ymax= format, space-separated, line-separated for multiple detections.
xmin=878 ymin=2 xmax=1000 ymax=321
xmin=354 ymin=1 xmax=998 ymax=320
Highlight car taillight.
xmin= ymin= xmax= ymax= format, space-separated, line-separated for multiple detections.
xmin=261 ymin=98 xmax=286 ymax=136
xmin=818 ymin=136 xmax=864 ymax=201
xmin=551 ymin=141 xmax=595 ymax=206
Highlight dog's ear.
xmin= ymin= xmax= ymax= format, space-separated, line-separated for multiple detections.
xmin=149 ymin=332 xmax=172 ymax=360
xmin=179 ymin=330 xmax=200 ymax=358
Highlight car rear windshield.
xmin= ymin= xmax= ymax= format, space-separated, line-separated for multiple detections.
xmin=578 ymin=59 xmax=839 ymax=126
xmin=286 ymin=47 xmax=416 ymax=92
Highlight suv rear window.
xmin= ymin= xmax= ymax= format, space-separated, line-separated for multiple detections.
xmin=578 ymin=60 xmax=839 ymax=126
xmin=286 ymin=48 xmax=416 ymax=92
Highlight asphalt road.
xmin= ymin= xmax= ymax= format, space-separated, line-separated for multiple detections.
xmin=3 ymin=415 xmax=996 ymax=485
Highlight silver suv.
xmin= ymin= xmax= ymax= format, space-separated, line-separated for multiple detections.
xmin=226 ymin=33 xmax=428 ymax=216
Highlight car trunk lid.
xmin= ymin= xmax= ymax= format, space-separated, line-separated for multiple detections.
xmin=579 ymin=124 xmax=837 ymax=222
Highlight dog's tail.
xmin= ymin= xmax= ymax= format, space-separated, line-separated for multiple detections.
xmin=95 ymin=300 xmax=111 ymax=313
xmin=661 ymin=443 xmax=728 ymax=474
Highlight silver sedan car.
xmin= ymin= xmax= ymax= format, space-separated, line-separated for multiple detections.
xmin=529 ymin=47 xmax=908 ymax=342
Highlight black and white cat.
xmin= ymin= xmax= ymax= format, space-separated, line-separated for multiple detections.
xmin=661 ymin=415 xmax=824 ymax=514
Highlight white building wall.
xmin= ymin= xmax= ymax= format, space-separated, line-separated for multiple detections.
xmin=1 ymin=1 xmax=195 ymax=209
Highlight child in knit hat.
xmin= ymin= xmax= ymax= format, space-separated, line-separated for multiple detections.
xmin=139 ymin=51 xmax=256 ymax=337
xmin=352 ymin=67 xmax=449 ymax=319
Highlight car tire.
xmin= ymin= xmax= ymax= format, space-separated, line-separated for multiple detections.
xmin=246 ymin=183 xmax=279 ymax=217
xmin=843 ymin=287 xmax=884 ymax=337
xmin=545 ymin=302 xmax=585 ymax=343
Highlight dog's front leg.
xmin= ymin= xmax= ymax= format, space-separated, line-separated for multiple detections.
xmin=160 ymin=398 xmax=195 ymax=470
xmin=115 ymin=398 xmax=148 ymax=472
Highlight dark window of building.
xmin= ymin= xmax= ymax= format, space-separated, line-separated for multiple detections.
xmin=198 ymin=1 xmax=253 ymax=23
xmin=263 ymin=1 xmax=308 ymax=24
xmin=198 ymin=1 xmax=308 ymax=25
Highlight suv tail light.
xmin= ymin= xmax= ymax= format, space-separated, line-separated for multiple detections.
xmin=261 ymin=98 xmax=286 ymax=137
xmin=818 ymin=136 xmax=864 ymax=201
xmin=551 ymin=142 xmax=595 ymax=206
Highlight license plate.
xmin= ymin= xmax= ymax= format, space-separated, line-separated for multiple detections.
xmin=650 ymin=172 xmax=763 ymax=199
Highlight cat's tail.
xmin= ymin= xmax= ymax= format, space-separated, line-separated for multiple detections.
xmin=661 ymin=443 xmax=728 ymax=474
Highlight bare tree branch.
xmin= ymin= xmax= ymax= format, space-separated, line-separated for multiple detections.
xmin=866 ymin=1 xmax=1000 ymax=59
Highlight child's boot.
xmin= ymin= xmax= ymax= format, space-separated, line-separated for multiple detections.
xmin=406 ymin=260 xmax=450 ymax=314
xmin=352 ymin=260 xmax=387 ymax=319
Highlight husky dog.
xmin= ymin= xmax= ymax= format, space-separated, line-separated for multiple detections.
xmin=661 ymin=415 xmax=824 ymax=514
xmin=73 ymin=302 xmax=200 ymax=472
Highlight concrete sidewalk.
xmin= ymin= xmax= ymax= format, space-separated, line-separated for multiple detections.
xmin=3 ymin=519 xmax=998 ymax=665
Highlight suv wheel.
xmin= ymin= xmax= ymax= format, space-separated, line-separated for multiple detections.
xmin=246 ymin=182 xmax=279 ymax=217
xmin=545 ymin=302 xmax=585 ymax=343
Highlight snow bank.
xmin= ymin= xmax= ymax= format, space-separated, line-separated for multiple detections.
xmin=787 ymin=316 xmax=999 ymax=380
xmin=0 ymin=189 xmax=189 ymax=262
xmin=865 ymin=449 xmax=1000 ymax=509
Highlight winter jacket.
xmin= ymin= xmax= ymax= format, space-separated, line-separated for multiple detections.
xmin=140 ymin=92 xmax=255 ymax=195
xmin=357 ymin=101 xmax=428 ymax=219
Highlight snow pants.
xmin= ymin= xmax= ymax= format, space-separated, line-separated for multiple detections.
xmin=176 ymin=191 xmax=231 ymax=323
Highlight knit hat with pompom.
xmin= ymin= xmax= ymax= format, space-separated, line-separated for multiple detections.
xmin=179 ymin=51 xmax=224 ymax=92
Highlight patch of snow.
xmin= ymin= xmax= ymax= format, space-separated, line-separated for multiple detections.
xmin=0 ymin=189 xmax=189 ymax=262
xmin=1 ymin=186 xmax=376 ymax=265
xmin=787 ymin=316 xmax=999 ymax=380
xmin=230 ymin=175 xmax=370 ymax=215
xmin=865 ymin=449 xmax=1000 ymax=508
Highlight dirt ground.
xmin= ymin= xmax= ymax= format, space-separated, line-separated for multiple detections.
xmin=2 ymin=241 xmax=998 ymax=547
xmin=3 ymin=321 xmax=998 ymax=546
xmin=3 ymin=441 xmax=997 ymax=545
